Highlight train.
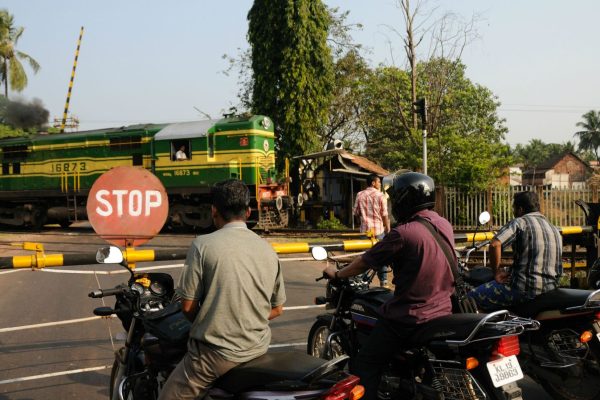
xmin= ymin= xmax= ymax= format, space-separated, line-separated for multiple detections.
xmin=0 ymin=114 xmax=292 ymax=230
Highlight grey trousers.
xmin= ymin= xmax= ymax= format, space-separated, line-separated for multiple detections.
xmin=158 ymin=339 xmax=239 ymax=400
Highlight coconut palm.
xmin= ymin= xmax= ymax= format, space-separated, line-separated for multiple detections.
xmin=574 ymin=110 xmax=600 ymax=162
xmin=0 ymin=10 xmax=40 ymax=97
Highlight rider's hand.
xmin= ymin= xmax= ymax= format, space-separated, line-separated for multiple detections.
xmin=324 ymin=265 xmax=338 ymax=279
xmin=495 ymin=268 xmax=509 ymax=284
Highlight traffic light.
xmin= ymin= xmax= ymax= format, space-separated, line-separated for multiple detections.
xmin=413 ymin=98 xmax=427 ymax=126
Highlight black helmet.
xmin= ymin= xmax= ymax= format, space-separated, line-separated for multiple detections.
xmin=386 ymin=172 xmax=435 ymax=222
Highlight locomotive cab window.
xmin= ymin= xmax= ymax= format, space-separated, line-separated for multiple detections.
xmin=171 ymin=140 xmax=191 ymax=161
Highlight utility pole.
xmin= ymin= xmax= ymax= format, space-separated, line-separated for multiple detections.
xmin=413 ymin=98 xmax=428 ymax=174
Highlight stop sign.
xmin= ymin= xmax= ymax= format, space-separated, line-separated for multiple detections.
xmin=87 ymin=166 xmax=169 ymax=246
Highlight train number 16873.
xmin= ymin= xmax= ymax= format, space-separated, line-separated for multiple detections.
xmin=52 ymin=162 xmax=87 ymax=173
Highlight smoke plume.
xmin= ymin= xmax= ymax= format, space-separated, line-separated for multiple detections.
xmin=0 ymin=97 xmax=50 ymax=130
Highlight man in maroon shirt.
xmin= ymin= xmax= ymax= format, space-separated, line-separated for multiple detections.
xmin=324 ymin=172 xmax=455 ymax=400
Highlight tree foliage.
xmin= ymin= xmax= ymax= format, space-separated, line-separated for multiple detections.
xmin=247 ymin=0 xmax=334 ymax=162
xmin=0 ymin=10 xmax=40 ymax=97
xmin=361 ymin=59 xmax=509 ymax=191
xmin=574 ymin=110 xmax=600 ymax=161
xmin=512 ymin=139 xmax=582 ymax=170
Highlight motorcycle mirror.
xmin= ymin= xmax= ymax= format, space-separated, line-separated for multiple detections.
xmin=96 ymin=246 xmax=124 ymax=264
xmin=478 ymin=211 xmax=491 ymax=225
xmin=311 ymin=246 xmax=328 ymax=261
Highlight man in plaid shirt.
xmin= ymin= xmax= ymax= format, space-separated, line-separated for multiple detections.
xmin=354 ymin=174 xmax=391 ymax=286
xmin=469 ymin=191 xmax=563 ymax=310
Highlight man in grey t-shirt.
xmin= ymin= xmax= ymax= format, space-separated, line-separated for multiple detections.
xmin=159 ymin=180 xmax=286 ymax=400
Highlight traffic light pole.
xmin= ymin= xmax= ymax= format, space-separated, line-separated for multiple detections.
xmin=422 ymin=127 xmax=428 ymax=175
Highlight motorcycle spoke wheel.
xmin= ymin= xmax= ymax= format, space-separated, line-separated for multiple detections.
xmin=308 ymin=321 xmax=346 ymax=360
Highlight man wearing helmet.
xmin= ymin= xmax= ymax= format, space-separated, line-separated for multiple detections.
xmin=324 ymin=172 xmax=455 ymax=400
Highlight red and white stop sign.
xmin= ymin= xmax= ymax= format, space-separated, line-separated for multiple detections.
xmin=87 ymin=166 xmax=169 ymax=246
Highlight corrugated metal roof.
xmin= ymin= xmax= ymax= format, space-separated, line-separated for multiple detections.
xmin=339 ymin=152 xmax=389 ymax=175
xmin=154 ymin=120 xmax=216 ymax=140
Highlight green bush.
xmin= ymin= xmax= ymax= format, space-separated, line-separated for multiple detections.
xmin=316 ymin=216 xmax=347 ymax=230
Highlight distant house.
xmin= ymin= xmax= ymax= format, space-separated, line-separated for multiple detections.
xmin=521 ymin=152 xmax=591 ymax=189
xmin=294 ymin=142 xmax=390 ymax=228
xmin=497 ymin=165 xmax=523 ymax=186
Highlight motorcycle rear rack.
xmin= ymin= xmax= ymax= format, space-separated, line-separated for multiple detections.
xmin=446 ymin=310 xmax=539 ymax=347
xmin=564 ymin=289 xmax=600 ymax=311
xmin=546 ymin=328 xmax=590 ymax=362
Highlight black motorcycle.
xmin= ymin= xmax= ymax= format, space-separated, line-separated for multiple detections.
xmin=307 ymin=247 xmax=536 ymax=400
xmin=459 ymin=211 xmax=600 ymax=400
xmin=91 ymin=246 xmax=364 ymax=400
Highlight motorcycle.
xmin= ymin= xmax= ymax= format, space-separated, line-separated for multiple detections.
xmin=459 ymin=210 xmax=600 ymax=400
xmin=91 ymin=246 xmax=364 ymax=400
xmin=307 ymin=247 xmax=536 ymax=400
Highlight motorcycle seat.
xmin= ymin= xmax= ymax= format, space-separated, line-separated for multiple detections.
xmin=214 ymin=351 xmax=331 ymax=393
xmin=510 ymin=288 xmax=594 ymax=318
xmin=409 ymin=313 xmax=490 ymax=346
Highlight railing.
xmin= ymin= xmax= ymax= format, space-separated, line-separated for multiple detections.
xmin=441 ymin=186 xmax=598 ymax=230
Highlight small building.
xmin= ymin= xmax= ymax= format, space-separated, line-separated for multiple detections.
xmin=295 ymin=143 xmax=389 ymax=228
xmin=521 ymin=152 xmax=591 ymax=189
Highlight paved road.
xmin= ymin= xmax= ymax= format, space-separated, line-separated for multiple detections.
xmin=0 ymin=230 xmax=550 ymax=399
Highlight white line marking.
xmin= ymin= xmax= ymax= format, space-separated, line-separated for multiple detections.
xmin=0 ymin=365 xmax=111 ymax=385
xmin=0 ymin=315 xmax=114 ymax=333
xmin=41 ymin=264 xmax=185 ymax=274
xmin=284 ymin=305 xmax=325 ymax=310
xmin=0 ymin=305 xmax=322 ymax=333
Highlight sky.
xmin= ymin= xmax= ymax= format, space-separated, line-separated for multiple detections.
xmin=3 ymin=0 xmax=600 ymax=147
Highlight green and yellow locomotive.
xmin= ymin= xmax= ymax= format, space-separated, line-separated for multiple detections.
xmin=0 ymin=114 xmax=291 ymax=229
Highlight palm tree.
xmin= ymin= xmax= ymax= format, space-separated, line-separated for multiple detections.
xmin=0 ymin=10 xmax=40 ymax=97
xmin=574 ymin=110 xmax=600 ymax=162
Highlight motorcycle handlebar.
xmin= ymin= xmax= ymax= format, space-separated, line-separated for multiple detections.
xmin=88 ymin=287 xmax=126 ymax=298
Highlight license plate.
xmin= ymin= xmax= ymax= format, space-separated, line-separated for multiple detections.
xmin=486 ymin=355 xmax=524 ymax=388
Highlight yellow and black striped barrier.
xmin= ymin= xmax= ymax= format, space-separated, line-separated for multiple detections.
xmin=0 ymin=225 xmax=594 ymax=270
xmin=0 ymin=242 xmax=188 ymax=270
xmin=60 ymin=26 xmax=84 ymax=133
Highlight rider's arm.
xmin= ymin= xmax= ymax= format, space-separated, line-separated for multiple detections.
xmin=489 ymin=239 xmax=502 ymax=273
xmin=324 ymin=255 xmax=371 ymax=279
xmin=489 ymin=238 xmax=510 ymax=283
xmin=181 ymin=299 xmax=200 ymax=322
xmin=383 ymin=215 xmax=391 ymax=234
xmin=269 ymin=305 xmax=283 ymax=320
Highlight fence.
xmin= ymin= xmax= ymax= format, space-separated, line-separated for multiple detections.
xmin=440 ymin=185 xmax=599 ymax=230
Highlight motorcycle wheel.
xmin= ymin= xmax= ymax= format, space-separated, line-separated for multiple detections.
xmin=109 ymin=357 xmax=126 ymax=400
xmin=307 ymin=319 xmax=346 ymax=360
xmin=109 ymin=356 xmax=139 ymax=400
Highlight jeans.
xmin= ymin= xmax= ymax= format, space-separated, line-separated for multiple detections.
xmin=351 ymin=319 xmax=417 ymax=400
xmin=467 ymin=280 xmax=531 ymax=311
